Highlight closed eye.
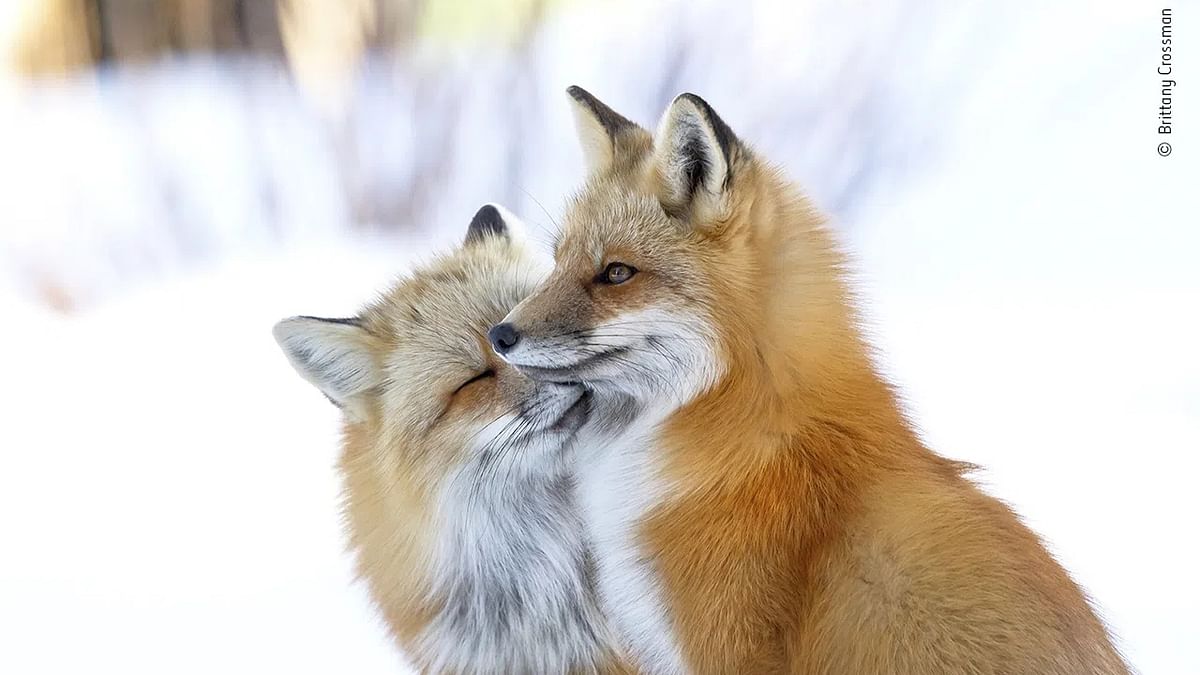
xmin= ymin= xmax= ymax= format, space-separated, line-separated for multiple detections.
xmin=453 ymin=369 xmax=495 ymax=394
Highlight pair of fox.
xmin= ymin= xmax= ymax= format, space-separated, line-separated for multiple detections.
xmin=274 ymin=87 xmax=1129 ymax=674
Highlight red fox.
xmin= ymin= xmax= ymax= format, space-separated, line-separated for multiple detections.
xmin=489 ymin=87 xmax=1130 ymax=674
xmin=273 ymin=206 xmax=628 ymax=674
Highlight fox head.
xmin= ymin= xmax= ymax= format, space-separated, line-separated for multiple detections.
xmin=272 ymin=207 xmax=615 ymax=670
xmin=491 ymin=87 xmax=858 ymax=418
xmin=273 ymin=204 xmax=591 ymax=481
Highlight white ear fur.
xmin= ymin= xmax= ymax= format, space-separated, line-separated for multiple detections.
xmin=464 ymin=203 xmax=552 ymax=278
xmin=272 ymin=316 xmax=381 ymax=419
xmin=486 ymin=202 xmax=529 ymax=245
xmin=464 ymin=202 xmax=531 ymax=250
xmin=653 ymin=93 xmax=738 ymax=220
xmin=569 ymin=96 xmax=617 ymax=174
xmin=566 ymin=85 xmax=642 ymax=176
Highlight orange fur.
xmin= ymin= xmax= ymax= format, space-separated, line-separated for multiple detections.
xmin=502 ymin=89 xmax=1129 ymax=674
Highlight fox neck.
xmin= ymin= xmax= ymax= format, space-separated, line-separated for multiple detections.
xmin=674 ymin=173 xmax=915 ymax=485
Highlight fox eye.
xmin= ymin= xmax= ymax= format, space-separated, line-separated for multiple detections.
xmin=454 ymin=369 xmax=495 ymax=394
xmin=599 ymin=262 xmax=637 ymax=285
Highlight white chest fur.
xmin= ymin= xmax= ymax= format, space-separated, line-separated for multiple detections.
xmin=417 ymin=466 xmax=614 ymax=674
xmin=575 ymin=416 xmax=690 ymax=675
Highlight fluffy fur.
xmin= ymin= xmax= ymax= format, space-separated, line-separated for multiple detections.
xmin=497 ymin=88 xmax=1130 ymax=674
xmin=274 ymin=205 xmax=629 ymax=674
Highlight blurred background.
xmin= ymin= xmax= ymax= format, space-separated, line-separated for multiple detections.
xmin=0 ymin=1 xmax=1195 ymax=673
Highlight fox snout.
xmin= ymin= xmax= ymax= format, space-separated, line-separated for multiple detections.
xmin=491 ymin=277 xmax=723 ymax=406
xmin=487 ymin=314 xmax=605 ymax=385
xmin=485 ymin=270 xmax=601 ymax=380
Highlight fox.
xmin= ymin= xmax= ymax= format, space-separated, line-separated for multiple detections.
xmin=488 ymin=87 xmax=1130 ymax=674
xmin=272 ymin=205 xmax=628 ymax=674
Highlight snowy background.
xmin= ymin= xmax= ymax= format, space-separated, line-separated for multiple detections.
xmin=1 ymin=1 xmax=1196 ymax=673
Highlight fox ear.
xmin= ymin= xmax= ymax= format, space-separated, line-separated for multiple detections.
xmin=272 ymin=316 xmax=382 ymax=420
xmin=652 ymin=93 xmax=742 ymax=223
xmin=566 ymin=85 xmax=647 ymax=175
xmin=465 ymin=203 xmax=527 ymax=246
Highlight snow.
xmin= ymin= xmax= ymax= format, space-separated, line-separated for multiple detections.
xmin=1 ymin=0 xmax=1196 ymax=672
xmin=0 ymin=238 xmax=419 ymax=674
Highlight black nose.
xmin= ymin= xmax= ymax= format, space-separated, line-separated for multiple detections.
xmin=488 ymin=323 xmax=521 ymax=354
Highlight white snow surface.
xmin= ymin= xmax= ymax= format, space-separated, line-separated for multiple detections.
xmin=1 ymin=1 xmax=1197 ymax=673
xmin=0 ymin=238 xmax=423 ymax=674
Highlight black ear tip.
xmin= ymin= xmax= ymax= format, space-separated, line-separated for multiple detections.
xmin=471 ymin=203 xmax=503 ymax=227
xmin=466 ymin=203 xmax=507 ymax=243
xmin=674 ymin=92 xmax=720 ymax=122
xmin=566 ymin=85 xmax=638 ymax=137
xmin=566 ymin=85 xmax=589 ymax=102
xmin=671 ymin=91 xmax=739 ymax=160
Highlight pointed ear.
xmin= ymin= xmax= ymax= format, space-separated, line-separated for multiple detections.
xmin=566 ymin=85 xmax=648 ymax=175
xmin=464 ymin=203 xmax=527 ymax=246
xmin=652 ymin=93 xmax=742 ymax=222
xmin=272 ymin=316 xmax=382 ymax=419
